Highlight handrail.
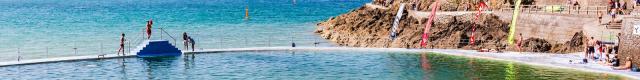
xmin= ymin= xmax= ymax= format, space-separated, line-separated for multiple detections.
xmin=499 ymin=5 xmax=609 ymax=15
xmin=126 ymin=28 xmax=147 ymax=55
xmin=6 ymin=30 xmax=583 ymax=62
xmin=158 ymin=28 xmax=178 ymax=45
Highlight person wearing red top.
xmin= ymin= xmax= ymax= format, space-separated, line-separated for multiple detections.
xmin=146 ymin=19 xmax=153 ymax=39
xmin=516 ymin=33 xmax=524 ymax=52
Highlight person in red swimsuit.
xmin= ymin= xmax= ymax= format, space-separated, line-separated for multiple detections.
xmin=117 ymin=33 xmax=126 ymax=56
xmin=516 ymin=33 xmax=524 ymax=52
xmin=146 ymin=19 xmax=153 ymax=39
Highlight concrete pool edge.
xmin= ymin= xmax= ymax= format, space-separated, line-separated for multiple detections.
xmin=0 ymin=54 xmax=136 ymax=67
xmin=0 ymin=47 xmax=638 ymax=79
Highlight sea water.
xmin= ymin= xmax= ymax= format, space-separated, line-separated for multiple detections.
xmin=0 ymin=0 xmax=371 ymax=61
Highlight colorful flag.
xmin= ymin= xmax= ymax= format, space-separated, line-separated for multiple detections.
xmin=507 ymin=0 xmax=522 ymax=45
xmin=470 ymin=1 xmax=488 ymax=45
xmin=420 ymin=1 xmax=439 ymax=48
xmin=390 ymin=3 xmax=406 ymax=41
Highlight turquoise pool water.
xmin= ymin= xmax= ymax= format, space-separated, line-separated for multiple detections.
xmin=0 ymin=0 xmax=370 ymax=61
xmin=0 ymin=51 xmax=628 ymax=79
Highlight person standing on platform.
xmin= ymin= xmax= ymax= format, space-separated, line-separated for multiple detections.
xmin=146 ymin=19 xmax=153 ymax=39
xmin=183 ymin=32 xmax=190 ymax=50
xmin=117 ymin=33 xmax=126 ymax=56
xmin=188 ymin=36 xmax=195 ymax=51
xmin=516 ymin=33 xmax=524 ymax=52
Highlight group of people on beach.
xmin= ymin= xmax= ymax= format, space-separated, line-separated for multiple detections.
xmin=583 ymin=33 xmax=638 ymax=71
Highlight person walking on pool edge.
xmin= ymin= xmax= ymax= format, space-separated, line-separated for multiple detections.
xmin=117 ymin=33 xmax=126 ymax=56
xmin=183 ymin=32 xmax=189 ymax=50
xmin=188 ymin=36 xmax=195 ymax=51
xmin=516 ymin=33 xmax=524 ymax=52
xmin=146 ymin=19 xmax=153 ymax=39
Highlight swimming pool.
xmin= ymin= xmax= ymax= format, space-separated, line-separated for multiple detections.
xmin=0 ymin=50 xmax=629 ymax=79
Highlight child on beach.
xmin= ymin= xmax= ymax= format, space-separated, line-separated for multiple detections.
xmin=117 ymin=33 xmax=126 ymax=56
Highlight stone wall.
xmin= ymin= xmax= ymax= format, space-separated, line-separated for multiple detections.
xmin=619 ymin=17 xmax=640 ymax=66
xmin=493 ymin=12 xmax=592 ymax=43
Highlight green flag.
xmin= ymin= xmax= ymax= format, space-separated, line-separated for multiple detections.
xmin=507 ymin=0 xmax=522 ymax=45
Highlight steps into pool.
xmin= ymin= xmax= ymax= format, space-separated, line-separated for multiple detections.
xmin=131 ymin=40 xmax=182 ymax=57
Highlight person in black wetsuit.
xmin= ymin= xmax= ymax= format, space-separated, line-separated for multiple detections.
xmin=188 ymin=36 xmax=195 ymax=51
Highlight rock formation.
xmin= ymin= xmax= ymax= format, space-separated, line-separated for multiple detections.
xmin=316 ymin=1 xmax=589 ymax=53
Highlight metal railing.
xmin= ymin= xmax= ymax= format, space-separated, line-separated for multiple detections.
xmin=3 ymin=27 xmax=622 ymax=63
xmin=159 ymin=28 xmax=178 ymax=45
xmin=1 ymin=30 xmax=327 ymax=62
xmin=499 ymin=5 xmax=608 ymax=16
xmin=2 ymin=27 xmax=184 ymax=62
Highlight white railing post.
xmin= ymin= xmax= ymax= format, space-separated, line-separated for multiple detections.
xmin=46 ymin=47 xmax=49 ymax=58
xmin=17 ymin=48 xmax=20 ymax=62
xmin=142 ymin=29 xmax=145 ymax=40
xmin=128 ymin=39 xmax=132 ymax=55
xmin=160 ymin=28 xmax=163 ymax=40
xmin=244 ymin=37 xmax=248 ymax=48
xmin=74 ymin=41 xmax=77 ymax=56
xmin=100 ymin=42 xmax=103 ymax=55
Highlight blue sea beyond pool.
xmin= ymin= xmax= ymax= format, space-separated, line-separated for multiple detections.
xmin=0 ymin=0 xmax=370 ymax=61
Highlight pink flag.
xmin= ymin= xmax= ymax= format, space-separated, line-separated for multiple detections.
xmin=470 ymin=2 xmax=488 ymax=45
xmin=420 ymin=1 xmax=440 ymax=48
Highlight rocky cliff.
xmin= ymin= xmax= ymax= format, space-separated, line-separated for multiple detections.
xmin=316 ymin=2 xmax=587 ymax=53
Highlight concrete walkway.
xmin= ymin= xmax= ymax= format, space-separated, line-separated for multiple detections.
xmin=365 ymin=3 xmax=493 ymax=19
xmin=0 ymin=53 xmax=136 ymax=67
xmin=366 ymin=3 xmax=623 ymax=43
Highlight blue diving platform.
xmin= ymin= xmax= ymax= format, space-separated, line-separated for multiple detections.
xmin=131 ymin=40 xmax=182 ymax=57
